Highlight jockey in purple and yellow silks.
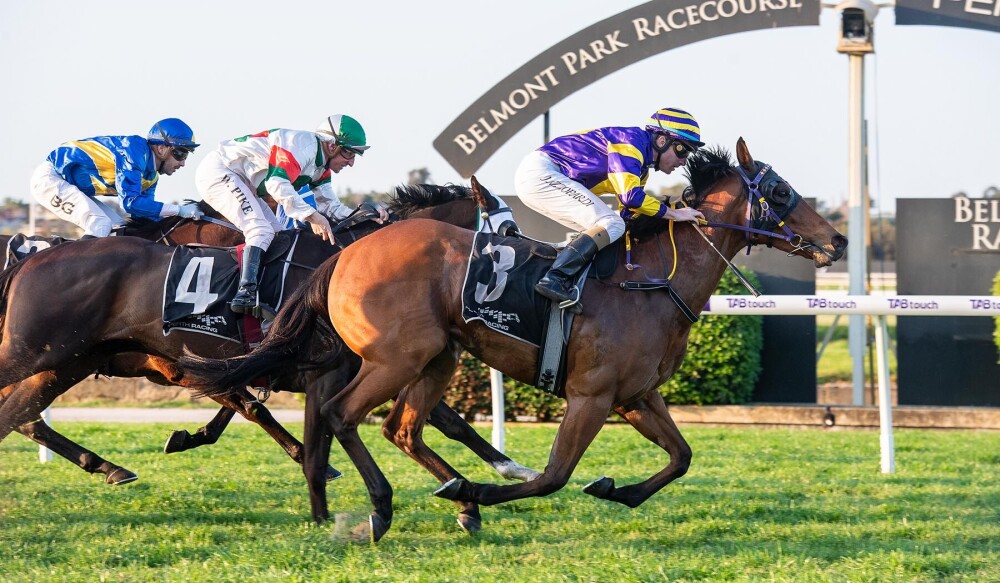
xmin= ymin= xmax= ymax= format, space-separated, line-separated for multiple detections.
xmin=30 ymin=118 xmax=201 ymax=237
xmin=196 ymin=115 xmax=386 ymax=316
xmin=514 ymin=107 xmax=707 ymax=308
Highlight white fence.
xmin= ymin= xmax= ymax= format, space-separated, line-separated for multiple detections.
xmin=488 ymin=295 xmax=1000 ymax=475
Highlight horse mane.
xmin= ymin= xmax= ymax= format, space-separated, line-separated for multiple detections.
xmin=628 ymin=146 xmax=737 ymax=237
xmin=384 ymin=183 xmax=472 ymax=219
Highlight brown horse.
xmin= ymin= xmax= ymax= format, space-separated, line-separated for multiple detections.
xmin=0 ymin=184 xmax=533 ymax=493
xmin=180 ymin=138 xmax=847 ymax=541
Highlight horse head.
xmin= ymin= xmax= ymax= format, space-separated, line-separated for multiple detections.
xmin=733 ymin=137 xmax=847 ymax=266
xmin=683 ymin=138 xmax=847 ymax=267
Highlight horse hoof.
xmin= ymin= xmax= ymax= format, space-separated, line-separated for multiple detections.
xmin=370 ymin=513 xmax=391 ymax=543
xmin=325 ymin=465 xmax=343 ymax=481
xmin=163 ymin=430 xmax=190 ymax=454
xmin=433 ymin=478 xmax=466 ymax=500
xmin=457 ymin=511 xmax=482 ymax=534
xmin=106 ymin=468 xmax=139 ymax=486
xmin=582 ymin=476 xmax=614 ymax=499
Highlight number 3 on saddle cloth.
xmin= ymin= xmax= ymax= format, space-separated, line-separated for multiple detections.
xmin=461 ymin=232 xmax=617 ymax=395
xmin=163 ymin=239 xmax=294 ymax=346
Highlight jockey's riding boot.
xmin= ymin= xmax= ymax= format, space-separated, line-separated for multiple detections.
xmin=534 ymin=233 xmax=599 ymax=305
xmin=230 ymin=245 xmax=264 ymax=314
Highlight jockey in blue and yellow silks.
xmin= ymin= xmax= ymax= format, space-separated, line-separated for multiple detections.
xmin=30 ymin=118 xmax=202 ymax=237
xmin=514 ymin=107 xmax=707 ymax=307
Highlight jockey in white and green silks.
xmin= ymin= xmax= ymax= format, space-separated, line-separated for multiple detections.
xmin=195 ymin=114 xmax=382 ymax=315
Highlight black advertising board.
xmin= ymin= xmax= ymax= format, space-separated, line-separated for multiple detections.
xmin=896 ymin=197 xmax=1000 ymax=406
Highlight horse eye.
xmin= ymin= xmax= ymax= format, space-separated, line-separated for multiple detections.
xmin=771 ymin=183 xmax=791 ymax=204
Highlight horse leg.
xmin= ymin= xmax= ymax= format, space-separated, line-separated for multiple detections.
xmin=0 ymin=369 xmax=138 ymax=484
xmin=323 ymin=359 xmax=428 ymax=543
xmin=0 ymin=361 xmax=93 ymax=441
xmin=581 ymin=389 xmax=692 ymax=508
xmin=381 ymin=351 xmax=483 ymax=533
xmin=164 ymin=387 xmax=340 ymax=480
xmin=162 ymin=404 xmax=237 ymax=453
xmin=18 ymin=417 xmax=137 ymax=485
xmin=426 ymin=401 xmax=541 ymax=482
xmin=433 ymin=393 xmax=613 ymax=506
xmin=303 ymin=383 xmax=335 ymax=524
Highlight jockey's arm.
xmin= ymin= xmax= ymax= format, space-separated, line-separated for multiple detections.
xmin=264 ymin=175 xmax=324 ymax=224
xmin=606 ymin=147 xmax=670 ymax=220
xmin=310 ymin=182 xmax=353 ymax=221
xmin=117 ymin=164 xmax=168 ymax=219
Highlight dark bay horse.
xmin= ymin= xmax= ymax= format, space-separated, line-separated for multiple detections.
xmin=0 ymin=183 xmax=533 ymax=492
xmin=180 ymin=138 xmax=847 ymax=541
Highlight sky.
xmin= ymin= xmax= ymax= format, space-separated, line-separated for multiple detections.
xmin=1 ymin=0 xmax=998 ymax=215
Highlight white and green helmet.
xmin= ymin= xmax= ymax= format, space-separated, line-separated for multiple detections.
xmin=316 ymin=114 xmax=369 ymax=154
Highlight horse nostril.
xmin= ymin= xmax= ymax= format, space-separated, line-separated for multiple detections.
xmin=832 ymin=235 xmax=849 ymax=256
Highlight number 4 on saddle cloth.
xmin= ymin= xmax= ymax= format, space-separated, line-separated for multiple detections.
xmin=163 ymin=238 xmax=297 ymax=344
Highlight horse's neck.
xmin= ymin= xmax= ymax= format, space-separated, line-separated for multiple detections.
xmin=406 ymin=198 xmax=478 ymax=231
xmin=631 ymin=182 xmax=749 ymax=317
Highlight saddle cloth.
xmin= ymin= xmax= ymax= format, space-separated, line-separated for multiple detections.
xmin=4 ymin=234 xmax=73 ymax=268
xmin=461 ymin=232 xmax=556 ymax=346
xmin=162 ymin=235 xmax=298 ymax=342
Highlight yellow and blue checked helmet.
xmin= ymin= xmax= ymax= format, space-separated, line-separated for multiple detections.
xmin=646 ymin=107 xmax=704 ymax=147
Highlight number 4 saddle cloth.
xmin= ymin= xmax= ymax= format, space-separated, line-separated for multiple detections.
xmin=162 ymin=237 xmax=297 ymax=342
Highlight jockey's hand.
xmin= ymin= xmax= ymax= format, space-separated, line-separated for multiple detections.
xmin=178 ymin=203 xmax=204 ymax=220
xmin=305 ymin=211 xmax=336 ymax=244
xmin=665 ymin=207 xmax=705 ymax=224
xmin=359 ymin=201 xmax=390 ymax=224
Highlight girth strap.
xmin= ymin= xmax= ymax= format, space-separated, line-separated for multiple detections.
xmin=620 ymin=280 xmax=699 ymax=323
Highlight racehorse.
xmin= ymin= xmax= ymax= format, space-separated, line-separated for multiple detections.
xmin=0 ymin=183 xmax=533 ymax=495
xmin=180 ymin=138 xmax=848 ymax=541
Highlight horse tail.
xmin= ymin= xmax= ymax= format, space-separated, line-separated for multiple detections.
xmin=0 ymin=258 xmax=29 ymax=332
xmin=184 ymin=256 xmax=343 ymax=398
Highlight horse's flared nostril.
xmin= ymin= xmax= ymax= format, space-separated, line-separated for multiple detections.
xmin=832 ymin=235 xmax=848 ymax=258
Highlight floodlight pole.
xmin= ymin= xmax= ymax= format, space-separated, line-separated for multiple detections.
xmin=847 ymin=51 xmax=868 ymax=406
xmin=833 ymin=0 xmax=879 ymax=405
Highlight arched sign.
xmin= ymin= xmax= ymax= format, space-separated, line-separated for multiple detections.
xmin=433 ymin=0 xmax=820 ymax=177
xmin=896 ymin=0 xmax=1000 ymax=33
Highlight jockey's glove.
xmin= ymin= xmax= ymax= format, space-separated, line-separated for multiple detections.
xmin=178 ymin=203 xmax=204 ymax=220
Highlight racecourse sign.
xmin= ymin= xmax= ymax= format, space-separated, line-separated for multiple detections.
xmin=434 ymin=0 xmax=820 ymax=177
xmin=896 ymin=0 xmax=1000 ymax=33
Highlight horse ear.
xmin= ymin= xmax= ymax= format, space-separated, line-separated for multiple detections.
xmin=736 ymin=137 xmax=754 ymax=173
xmin=470 ymin=175 xmax=489 ymax=210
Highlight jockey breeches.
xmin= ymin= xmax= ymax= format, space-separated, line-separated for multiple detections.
xmin=196 ymin=151 xmax=284 ymax=250
xmin=513 ymin=151 xmax=625 ymax=243
xmin=30 ymin=162 xmax=125 ymax=237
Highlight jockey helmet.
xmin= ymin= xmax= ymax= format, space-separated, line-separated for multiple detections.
xmin=316 ymin=114 xmax=370 ymax=155
xmin=646 ymin=107 xmax=704 ymax=147
xmin=147 ymin=118 xmax=200 ymax=149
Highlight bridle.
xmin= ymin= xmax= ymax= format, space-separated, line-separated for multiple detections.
xmin=708 ymin=162 xmax=835 ymax=261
